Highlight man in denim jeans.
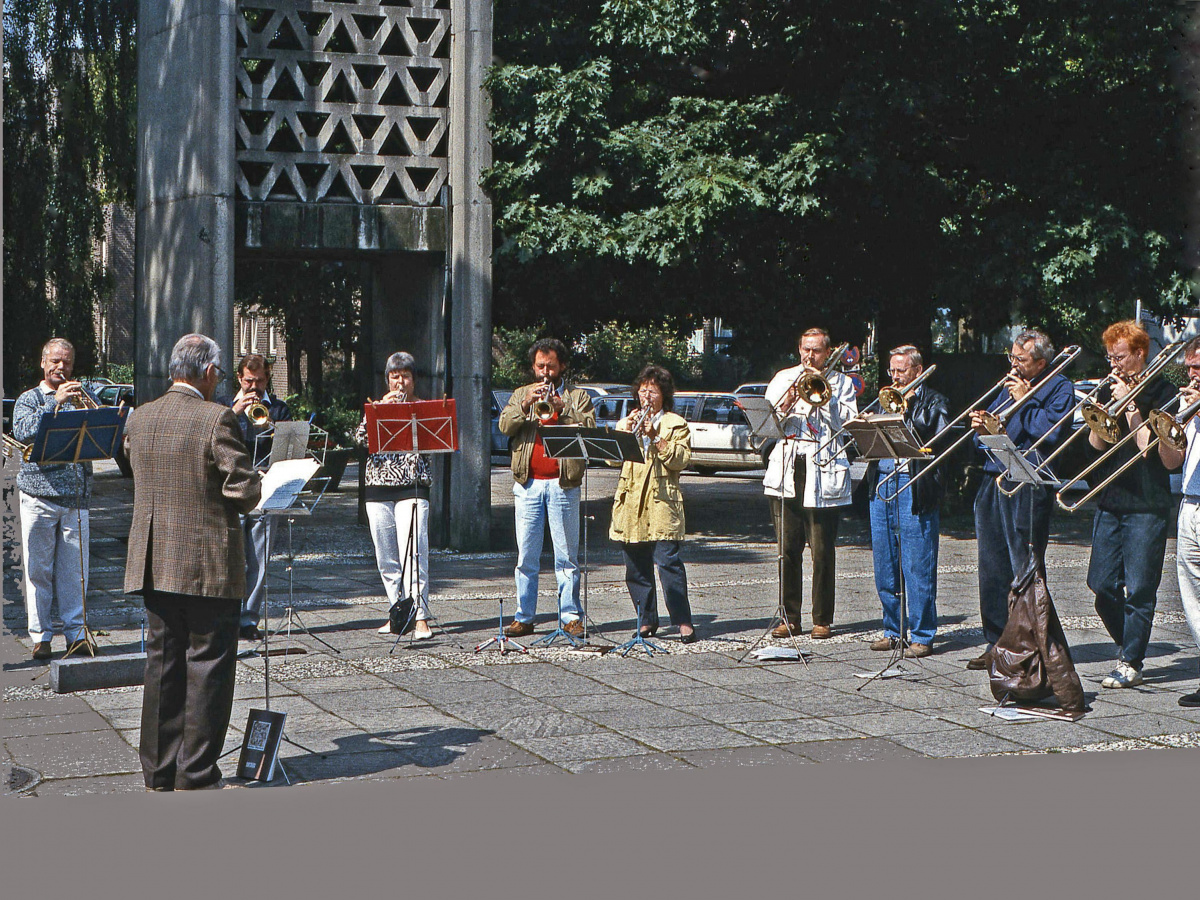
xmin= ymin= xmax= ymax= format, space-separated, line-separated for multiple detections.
xmin=864 ymin=346 xmax=950 ymax=659
xmin=1171 ymin=338 xmax=1200 ymax=707
xmin=497 ymin=339 xmax=595 ymax=639
xmin=1084 ymin=321 xmax=1182 ymax=688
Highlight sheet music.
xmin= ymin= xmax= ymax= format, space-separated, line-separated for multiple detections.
xmin=256 ymin=458 xmax=320 ymax=511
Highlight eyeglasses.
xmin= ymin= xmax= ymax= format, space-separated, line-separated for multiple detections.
xmin=887 ymin=368 xmax=913 ymax=377
xmin=1105 ymin=352 xmax=1131 ymax=365
xmin=1006 ymin=353 xmax=1031 ymax=365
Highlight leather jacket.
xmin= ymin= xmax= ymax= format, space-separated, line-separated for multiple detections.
xmin=863 ymin=384 xmax=951 ymax=516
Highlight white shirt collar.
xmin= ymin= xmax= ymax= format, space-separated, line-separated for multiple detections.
xmin=173 ymin=382 xmax=204 ymax=399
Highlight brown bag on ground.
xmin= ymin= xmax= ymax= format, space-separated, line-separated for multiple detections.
xmin=988 ymin=553 xmax=1086 ymax=713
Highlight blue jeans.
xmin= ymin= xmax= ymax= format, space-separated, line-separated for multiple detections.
xmin=870 ymin=472 xmax=939 ymax=645
xmin=1087 ymin=508 xmax=1168 ymax=671
xmin=513 ymin=478 xmax=582 ymax=624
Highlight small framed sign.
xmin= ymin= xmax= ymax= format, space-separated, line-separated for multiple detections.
xmin=237 ymin=708 xmax=287 ymax=782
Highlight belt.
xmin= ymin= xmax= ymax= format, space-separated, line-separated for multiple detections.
xmin=1184 ymin=495 xmax=1200 ymax=505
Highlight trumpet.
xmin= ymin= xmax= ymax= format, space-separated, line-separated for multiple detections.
xmin=1056 ymin=380 xmax=1200 ymax=512
xmin=530 ymin=379 xmax=559 ymax=422
xmin=247 ymin=400 xmax=271 ymax=426
xmin=810 ymin=364 xmax=938 ymax=462
xmin=3 ymin=433 xmax=31 ymax=461
xmin=54 ymin=383 xmax=101 ymax=411
xmin=774 ymin=342 xmax=851 ymax=414
xmin=878 ymin=344 xmax=1083 ymax=497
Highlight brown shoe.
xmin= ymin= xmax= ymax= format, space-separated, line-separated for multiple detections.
xmin=562 ymin=619 xmax=584 ymax=637
xmin=771 ymin=621 xmax=802 ymax=639
xmin=504 ymin=619 xmax=535 ymax=637
xmin=810 ymin=625 xmax=832 ymax=640
xmin=904 ymin=642 xmax=933 ymax=659
xmin=32 ymin=641 xmax=52 ymax=661
xmin=966 ymin=648 xmax=992 ymax=670
xmin=871 ymin=637 xmax=899 ymax=652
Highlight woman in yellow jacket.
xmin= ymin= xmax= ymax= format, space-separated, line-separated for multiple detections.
xmin=611 ymin=365 xmax=697 ymax=643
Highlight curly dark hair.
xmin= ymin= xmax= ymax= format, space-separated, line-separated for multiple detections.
xmin=528 ymin=338 xmax=570 ymax=369
xmin=632 ymin=365 xmax=675 ymax=413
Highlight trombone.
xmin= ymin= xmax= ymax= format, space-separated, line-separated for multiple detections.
xmin=773 ymin=342 xmax=851 ymax=414
xmin=996 ymin=338 xmax=1186 ymax=495
xmin=1056 ymin=382 xmax=1199 ymax=512
xmin=811 ymin=364 xmax=938 ymax=461
xmin=878 ymin=344 xmax=1083 ymax=497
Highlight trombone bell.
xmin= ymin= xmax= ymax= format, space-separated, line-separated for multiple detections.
xmin=798 ymin=373 xmax=832 ymax=407
xmin=1150 ymin=408 xmax=1188 ymax=452
xmin=878 ymin=386 xmax=906 ymax=415
xmin=1080 ymin=401 xmax=1120 ymax=444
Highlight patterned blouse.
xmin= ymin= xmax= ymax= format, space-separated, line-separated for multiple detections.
xmin=354 ymin=415 xmax=433 ymax=500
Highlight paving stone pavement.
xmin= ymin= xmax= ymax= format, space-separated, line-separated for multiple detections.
xmin=6 ymin=461 xmax=1200 ymax=797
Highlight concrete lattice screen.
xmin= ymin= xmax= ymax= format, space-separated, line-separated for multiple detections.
xmin=236 ymin=0 xmax=450 ymax=207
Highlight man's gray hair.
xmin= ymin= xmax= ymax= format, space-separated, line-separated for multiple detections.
xmin=1014 ymin=329 xmax=1054 ymax=363
xmin=41 ymin=337 xmax=74 ymax=358
xmin=888 ymin=344 xmax=923 ymax=368
xmin=169 ymin=333 xmax=222 ymax=381
xmin=385 ymin=351 xmax=416 ymax=375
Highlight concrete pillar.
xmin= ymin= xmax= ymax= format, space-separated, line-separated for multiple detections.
xmin=448 ymin=0 xmax=493 ymax=550
xmin=135 ymin=2 xmax=238 ymax=401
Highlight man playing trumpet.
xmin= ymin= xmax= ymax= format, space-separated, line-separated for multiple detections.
xmin=762 ymin=327 xmax=857 ymax=639
xmin=1083 ymin=322 xmax=1182 ymax=687
xmin=13 ymin=338 xmax=99 ymax=660
xmin=229 ymin=354 xmax=292 ymax=641
xmin=967 ymin=329 xmax=1074 ymax=670
xmin=498 ymin=338 xmax=595 ymax=638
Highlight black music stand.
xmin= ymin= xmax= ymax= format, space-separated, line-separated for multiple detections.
xmin=841 ymin=415 xmax=932 ymax=686
xmin=736 ymin=398 xmax=808 ymax=664
xmin=364 ymin=400 xmax=458 ymax=650
xmin=539 ymin=425 xmax=644 ymax=651
xmin=26 ymin=405 xmax=128 ymax=659
xmin=980 ymin=432 xmax=1058 ymax=585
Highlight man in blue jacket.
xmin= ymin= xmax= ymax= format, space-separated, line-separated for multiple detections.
xmin=967 ymin=329 xmax=1075 ymax=670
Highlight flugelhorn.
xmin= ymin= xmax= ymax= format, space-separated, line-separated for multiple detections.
xmin=878 ymin=344 xmax=1083 ymax=496
xmin=1056 ymin=381 xmax=1200 ymax=512
xmin=774 ymin=342 xmax=851 ymax=414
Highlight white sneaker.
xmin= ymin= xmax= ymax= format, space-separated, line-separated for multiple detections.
xmin=1101 ymin=662 xmax=1144 ymax=688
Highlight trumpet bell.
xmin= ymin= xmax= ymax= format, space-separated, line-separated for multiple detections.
xmin=247 ymin=401 xmax=271 ymax=426
xmin=532 ymin=399 xmax=555 ymax=421
xmin=878 ymin=386 xmax=907 ymax=415
xmin=3 ymin=434 xmax=31 ymax=461
xmin=1080 ymin=401 xmax=1120 ymax=444
xmin=1150 ymin=409 xmax=1188 ymax=452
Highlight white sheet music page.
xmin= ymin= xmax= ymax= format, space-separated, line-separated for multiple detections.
xmin=256 ymin=458 xmax=321 ymax=511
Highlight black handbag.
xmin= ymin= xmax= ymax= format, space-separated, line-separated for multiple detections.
xmin=388 ymin=597 xmax=417 ymax=635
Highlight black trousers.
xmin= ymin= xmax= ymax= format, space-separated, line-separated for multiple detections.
xmin=974 ymin=477 xmax=1051 ymax=646
xmin=622 ymin=541 xmax=691 ymax=631
xmin=140 ymin=591 xmax=240 ymax=790
xmin=769 ymin=461 xmax=841 ymax=627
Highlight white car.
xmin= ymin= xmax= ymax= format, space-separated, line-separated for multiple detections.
xmin=674 ymin=392 xmax=769 ymax=474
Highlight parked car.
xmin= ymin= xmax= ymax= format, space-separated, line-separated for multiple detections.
xmin=97 ymin=383 xmax=135 ymax=407
xmin=577 ymin=382 xmax=627 ymax=401
xmin=674 ymin=392 xmax=769 ymax=474
xmin=593 ymin=392 xmax=636 ymax=428
xmin=733 ymin=382 xmax=768 ymax=397
xmin=491 ymin=389 xmax=514 ymax=460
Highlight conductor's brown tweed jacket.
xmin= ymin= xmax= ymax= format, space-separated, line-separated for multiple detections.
xmin=123 ymin=385 xmax=261 ymax=600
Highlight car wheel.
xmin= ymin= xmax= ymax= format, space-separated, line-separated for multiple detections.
xmin=693 ymin=466 xmax=717 ymax=476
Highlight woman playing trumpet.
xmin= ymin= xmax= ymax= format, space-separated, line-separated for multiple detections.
xmin=356 ymin=351 xmax=434 ymax=640
xmin=610 ymin=365 xmax=697 ymax=643
xmin=1081 ymin=321 xmax=1182 ymax=688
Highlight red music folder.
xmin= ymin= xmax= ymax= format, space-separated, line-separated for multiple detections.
xmin=364 ymin=399 xmax=458 ymax=454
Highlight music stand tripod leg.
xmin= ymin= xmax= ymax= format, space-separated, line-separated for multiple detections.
xmin=740 ymin=493 xmax=808 ymax=666
xmin=474 ymin=597 xmax=528 ymax=654
xmin=858 ymin=487 xmax=913 ymax=688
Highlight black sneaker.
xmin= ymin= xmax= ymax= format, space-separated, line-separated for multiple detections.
xmin=1179 ymin=689 xmax=1200 ymax=708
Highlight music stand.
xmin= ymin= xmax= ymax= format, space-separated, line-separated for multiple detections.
xmin=841 ymin=415 xmax=932 ymax=686
xmin=736 ymin=398 xmax=808 ymax=665
xmin=979 ymin=432 xmax=1058 ymax=583
xmin=365 ymin=400 xmax=457 ymax=649
xmin=26 ymin=405 xmax=129 ymax=659
xmin=542 ymin=426 xmax=645 ymax=652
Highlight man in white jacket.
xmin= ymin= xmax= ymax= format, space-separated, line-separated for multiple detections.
xmin=763 ymin=328 xmax=857 ymax=639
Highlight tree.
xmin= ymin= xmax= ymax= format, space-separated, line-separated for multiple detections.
xmin=486 ymin=1 xmax=1192 ymax=373
xmin=3 ymin=1 xmax=137 ymax=389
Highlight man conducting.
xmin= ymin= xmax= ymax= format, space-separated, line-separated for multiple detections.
xmin=229 ymin=353 xmax=292 ymax=641
xmin=864 ymin=345 xmax=950 ymax=658
xmin=967 ymin=328 xmax=1074 ymax=671
xmin=763 ymin=327 xmax=857 ymax=639
xmin=125 ymin=334 xmax=262 ymax=791
xmin=13 ymin=338 xmax=98 ymax=660
xmin=497 ymin=338 xmax=595 ymax=639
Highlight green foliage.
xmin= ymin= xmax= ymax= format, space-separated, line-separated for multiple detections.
xmin=285 ymin=389 xmax=359 ymax=449
xmin=3 ymin=1 xmax=137 ymax=391
xmin=488 ymin=1 xmax=1192 ymax=358
xmin=491 ymin=324 xmax=548 ymax=388
xmin=102 ymin=362 xmax=134 ymax=384
xmin=574 ymin=321 xmax=696 ymax=385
